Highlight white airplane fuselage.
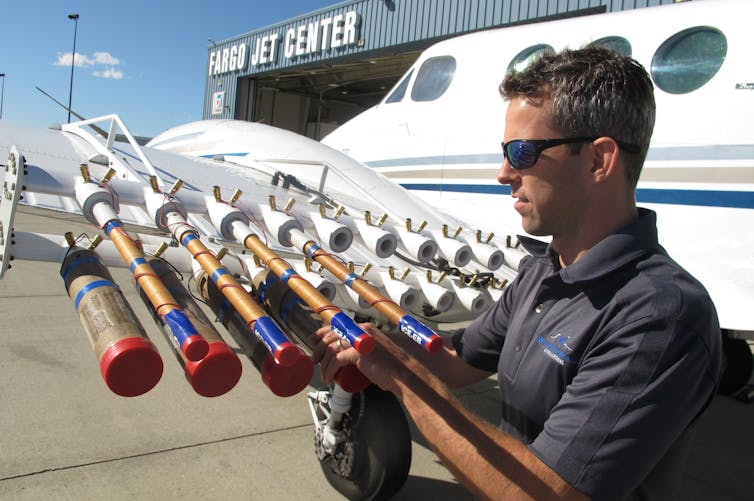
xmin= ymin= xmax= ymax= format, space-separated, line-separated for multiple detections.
xmin=322 ymin=0 xmax=754 ymax=336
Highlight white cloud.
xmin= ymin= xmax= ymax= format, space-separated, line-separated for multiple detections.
xmin=54 ymin=51 xmax=124 ymax=78
xmin=93 ymin=67 xmax=124 ymax=80
xmin=55 ymin=52 xmax=93 ymax=67
xmin=93 ymin=52 xmax=120 ymax=65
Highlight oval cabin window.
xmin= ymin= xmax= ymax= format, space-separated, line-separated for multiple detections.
xmin=590 ymin=36 xmax=632 ymax=57
xmin=506 ymin=44 xmax=555 ymax=74
xmin=411 ymin=57 xmax=456 ymax=102
xmin=651 ymin=26 xmax=727 ymax=94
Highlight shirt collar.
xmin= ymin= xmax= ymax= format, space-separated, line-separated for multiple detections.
xmin=518 ymin=208 xmax=662 ymax=285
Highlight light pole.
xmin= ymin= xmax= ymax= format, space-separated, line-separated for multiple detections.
xmin=0 ymin=73 xmax=5 ymax=120
xmin=67 ymin=13 xmax=79 ymax=123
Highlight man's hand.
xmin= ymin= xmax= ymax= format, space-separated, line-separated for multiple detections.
xmin=310 ymin=323 xmax=408 ymax=394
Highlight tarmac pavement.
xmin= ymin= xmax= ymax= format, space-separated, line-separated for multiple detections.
xmin=0 ymin=211 xmax=752 ymax=500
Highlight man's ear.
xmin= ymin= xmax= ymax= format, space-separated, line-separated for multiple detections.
xmin=590 ymin=137 xmax=620 ymax=183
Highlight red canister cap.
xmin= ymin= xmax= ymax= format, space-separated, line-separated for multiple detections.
xmin=185 ymin=342 xmax=243 ymax=397
xmin=335 ymin=364 xmax=371 ymax=393
xmin=100 ymin=337 xmax=163 ymax=397
xmin=261 ymin=352 xmax=314 ymax=397
xmin=182 ymin=334 xmax=210 ymax=362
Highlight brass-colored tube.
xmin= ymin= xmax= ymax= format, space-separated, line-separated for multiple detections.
xmin=240 ymin=233 xmax=377 ymax=355
xmin=303 ymin=241 xmax=442 ymax=352
xmin=143 ymin=259 xmax=242 ymax=397
xmin=175 ymin=226 xmax=302 ymax=365
xmin=183 ymin=237 xmax=268 ymax=326
xmin=243 ymin=234 xmax=341 ymax=324
xmin=108 ymin=227 xmax=179 ymax=317
xmin=303 ymin=242 xmax=404 ymax=322
xmin=106 ymin=223 xmax=208 ymax=361
xmin=250 ymin=269 xmax=369 ymax=393
xmin=250 ymin=268 xmax=321 ymax=351
xmin=199 ymin=271 xmax=314 ymax=397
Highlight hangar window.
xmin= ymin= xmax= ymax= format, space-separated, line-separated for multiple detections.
xmin=507 ymin=44 xmax=554 ymax=74
xmin=385 ymin=69 xmax=414 ymax=104
xmin=411 ymin=56 xmax=456 ymax=102
xmin=651 ymin=26 xmax=727 ymax=94
xmin=590 ymin=36 xmax=632 ymax=56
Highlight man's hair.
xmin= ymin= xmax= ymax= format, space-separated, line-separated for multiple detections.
xmin=500 ymin=46 xmax=655 ymax=187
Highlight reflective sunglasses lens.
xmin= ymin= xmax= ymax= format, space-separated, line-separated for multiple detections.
xmin=507 ymin=141 xmax=537 ymax=170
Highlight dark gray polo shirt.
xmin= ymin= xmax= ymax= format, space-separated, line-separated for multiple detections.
xmin=454 ymin=208 xmax=723 ymax=500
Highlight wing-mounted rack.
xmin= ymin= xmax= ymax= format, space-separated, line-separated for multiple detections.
xmin=60 ymin=114 xmax=159 ymax=185
xmin=1 ymin=114 xmax=525 ymax=398
xmin=1 ymin=116 xmax=524 ymax=501
xmin=0 ymin=146 xmax=25 ymax=278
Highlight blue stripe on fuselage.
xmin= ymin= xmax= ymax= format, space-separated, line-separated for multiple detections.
xmin=199 ymin=152 xmax=249 ymax=158
xmin=364 ymin=145 xmax=754 ymax=168
xmin=399 ymin=183 xmax=754 ymax=209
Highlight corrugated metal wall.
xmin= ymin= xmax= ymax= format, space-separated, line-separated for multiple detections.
xmin=203 ymin=0 xmax=676 ymax=119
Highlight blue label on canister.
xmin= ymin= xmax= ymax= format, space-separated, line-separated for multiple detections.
xmin=74 ymin=279 xmax=115 ymax=311
xmin=253 ymin=316 xmax=290 ymax=354
xmin=61 ymin=255 xmax=100 ymax=283
xmin=164 ymin=309 xmax=200 ymax=347
xmin=330 ymin=311 xmax=365 ymax=346
xmin=398 ymin=315 xmax=437 ymax=347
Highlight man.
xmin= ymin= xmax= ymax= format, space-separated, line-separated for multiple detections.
xmin=313 ymin=46 xmax=723 ymax=500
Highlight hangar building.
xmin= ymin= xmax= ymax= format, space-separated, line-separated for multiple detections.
xmin=203 ymin=0 xmax=676 ymax=139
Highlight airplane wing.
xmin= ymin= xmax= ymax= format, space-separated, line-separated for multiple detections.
xmin=0 ymin=114 xmax=522 ymax=399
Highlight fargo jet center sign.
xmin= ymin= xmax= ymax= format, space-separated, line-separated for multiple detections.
xmin=208 ymin=11 xmax=361 ymax=76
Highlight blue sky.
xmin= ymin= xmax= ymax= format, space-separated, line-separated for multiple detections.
xmin=1 ymin=0 xmax=338 ymax=138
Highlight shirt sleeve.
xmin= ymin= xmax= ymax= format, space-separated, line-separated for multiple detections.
xmin=529 ymin=287 xmax=720 ymax=500
xmin=453 ymin=265 xmax=522 ymax=371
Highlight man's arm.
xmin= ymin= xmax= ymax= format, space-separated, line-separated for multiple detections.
xmin=382 ymin=327 xmax=493 ymax=388
xmin=313 ymin=325 xmax=589 ymax=501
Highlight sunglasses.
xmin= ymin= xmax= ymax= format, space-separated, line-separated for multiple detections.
xmin=502 ymin=137 xmax=641 ymax=170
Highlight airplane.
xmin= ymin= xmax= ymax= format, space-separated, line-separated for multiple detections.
xmin=0 ymin=0 xmax=750 ymax=498
xmin=148 ymin=0 xmax=753 ymax=396
xmin=317 ymin=0 xmax=754 ymax=393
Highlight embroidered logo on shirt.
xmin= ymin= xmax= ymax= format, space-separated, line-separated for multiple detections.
xmin=537 ymin=333 xmax=574 ymax=366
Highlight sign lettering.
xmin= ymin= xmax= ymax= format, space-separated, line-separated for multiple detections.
xmin=208 ymin=10 xmax=361 ymax=75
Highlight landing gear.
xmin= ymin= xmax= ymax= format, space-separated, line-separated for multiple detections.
xmin=309 ymin=384 xmax=412 ymax=500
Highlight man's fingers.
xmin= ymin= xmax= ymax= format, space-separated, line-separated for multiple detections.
xmin=310 ymin=328 xmax=341 ymax=363
xmin=311 ymin=323 xmax=384 ymax=383
xmin=320 ymin=343 xmax=359 ymax=382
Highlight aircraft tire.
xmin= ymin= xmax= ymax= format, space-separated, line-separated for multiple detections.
xmin=718 ymin=336 xmax=753 ymax=395
xmin=318 ymin=385 xmax=412 ymax=500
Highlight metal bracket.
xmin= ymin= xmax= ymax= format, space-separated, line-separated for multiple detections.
xmin=0 ymin=146 xmax=25 ymax=278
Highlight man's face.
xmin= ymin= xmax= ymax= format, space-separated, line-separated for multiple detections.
xmin=498 ymin=97 xmax=593 ymax=238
